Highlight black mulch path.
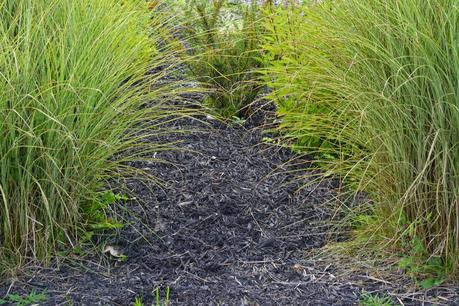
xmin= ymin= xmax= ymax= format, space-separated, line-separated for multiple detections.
xmin=1 ymin=95 xmax=458 ymax=305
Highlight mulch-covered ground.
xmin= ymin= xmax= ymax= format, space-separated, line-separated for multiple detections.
xmin=1 ymin=87 xmax=458 ymax=305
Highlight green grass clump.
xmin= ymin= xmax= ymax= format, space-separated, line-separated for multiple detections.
xmin=262 ymin=0 xmax=459 ymax=276
xmin=359 ymin=292 xmax=394 ymax=306
xmin=0 ymin=0 xmax=179 ymax=269
xmin=179 ymin=0 xmax=265 ymax=118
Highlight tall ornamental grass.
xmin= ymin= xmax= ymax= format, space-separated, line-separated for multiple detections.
xmin=263 ymin=0 xmax=459 ymax=276
xmin=0 ymin=0 xmax=179 ymax=267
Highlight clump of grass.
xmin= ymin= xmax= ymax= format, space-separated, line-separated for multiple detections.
xmin=0 ymin=0 xmax=181 ymax=270
xmin=262 ymin=0 xmax=459 ymax=276
xmin=179 ymin=0 xmax=265 ymax=118
xmin=360 ymin=292 xmax=394 ymax=306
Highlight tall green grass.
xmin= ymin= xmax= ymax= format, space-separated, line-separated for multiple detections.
xmin=263 ymin=0 xmax=459 ymax=276
xmin=0 ymin=0 xmax=179 ymax=268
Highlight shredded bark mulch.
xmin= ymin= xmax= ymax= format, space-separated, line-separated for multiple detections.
xmin=1 ymin=94 xmax=458 ymax=305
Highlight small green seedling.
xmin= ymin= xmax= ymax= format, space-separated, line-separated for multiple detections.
xmin=0 ymin=289 xmax=48 ymax=306
xmin=132 ymin=287 xmax=171 ymax=306
xmin=133 ymin=297 xmax=143 ymax=306
xmin=359 ymin=292 xmax=394 ymax=306
xmin=232 ymin=116 xmax=246 ymax=125
xmin=155 ymin=287 xmax=170 ymax=306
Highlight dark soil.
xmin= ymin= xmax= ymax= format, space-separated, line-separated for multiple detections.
xmin=1 ymin=92 xmax=458 ymax=305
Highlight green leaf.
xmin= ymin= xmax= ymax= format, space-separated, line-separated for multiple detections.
xmin=399 ymin=257 xmax=413 ymax=269
xmin=420 ymin=277 xmax=444 ymax=289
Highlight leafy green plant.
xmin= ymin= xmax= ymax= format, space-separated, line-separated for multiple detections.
xmin=0 ymin=0 xmax=183 ymax=271
xmin=84 ymin=191 xmax=129 ymax=231
xmin=180 ymin=0 xmax=265 ymax=117
xmin=261 ymin=2 xmax=337 ymax=151
xmin=399 ymin=253 xmax=446 ymax=289
xmin=0 ymin=289 xmax=48 ymax=306
xmin=262 ymin=0 xmax=459 ymax=276
xmin=360 ymin=292 xmax=394 ymax=306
